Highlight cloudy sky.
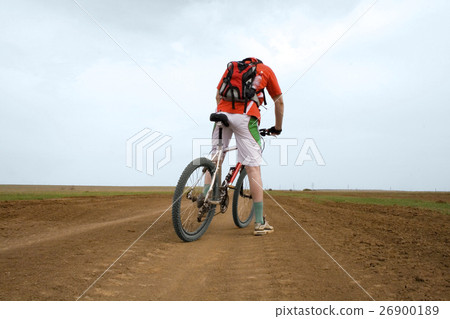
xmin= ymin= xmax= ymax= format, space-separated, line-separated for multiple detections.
xmin=1 ymin=0 xmax=449 ymax=191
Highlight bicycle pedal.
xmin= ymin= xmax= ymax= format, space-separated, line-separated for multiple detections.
xmin=220 ymin=203 xmax=228 ymax=213
xmin=196 ymin=193 xmax=205 ymax=208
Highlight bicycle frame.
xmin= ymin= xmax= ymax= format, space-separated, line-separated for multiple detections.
xmin=184 ymin=118 xmax=272 ymax=206
xmin=204 ymin=121 xmax=241 ymax=205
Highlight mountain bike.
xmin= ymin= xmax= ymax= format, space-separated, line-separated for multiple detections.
xmin=172 ymin=112 xmax=274 ymax=242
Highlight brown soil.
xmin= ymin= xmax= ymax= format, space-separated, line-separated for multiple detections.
xmin=0 ymin=192 xmax=449 ymax=301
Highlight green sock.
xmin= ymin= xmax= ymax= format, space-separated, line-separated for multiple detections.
xmin=203 ymin=184 xmax=210 ymax=195
xmin=253 ymin=202 xmax=264 ymax=224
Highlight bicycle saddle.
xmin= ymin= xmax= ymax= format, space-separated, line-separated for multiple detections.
xmin=209 ymin=113 xmax=229 ymax=127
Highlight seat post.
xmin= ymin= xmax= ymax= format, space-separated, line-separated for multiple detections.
xmin=217 ymin=122 xmax=223 ymax=147
xmin=210 ymin=113 xmax=228 ymax=149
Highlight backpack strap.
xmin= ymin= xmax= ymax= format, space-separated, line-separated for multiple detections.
xmin=258 ymin=89 xmax=267 ymax=105
xmin=222 ymin=62 xmax=236 ymax=109
xmin=231 ymin=88 xmax=236 ymax=109
xmin=224 ymin=62 xmax=233 ymax=85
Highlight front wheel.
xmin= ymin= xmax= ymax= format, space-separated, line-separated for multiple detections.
xmin=172 ymin=157 xmax=218 ymax=242
xmin=232 ymin=168 xmax=254 ymax=228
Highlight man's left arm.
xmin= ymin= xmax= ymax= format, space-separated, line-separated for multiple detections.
xmin=216 ymin=90 xmax=221 ymax=106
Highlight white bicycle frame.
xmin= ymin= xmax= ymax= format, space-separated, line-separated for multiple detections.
xmin=185 ymin=118 xmax=272 ymax=209
xmin=204 ymin=121 xmax=238 ymax=205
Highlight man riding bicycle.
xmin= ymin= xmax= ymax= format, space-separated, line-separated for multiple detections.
xmin=205 ymin=57 xmax=284 ymax=236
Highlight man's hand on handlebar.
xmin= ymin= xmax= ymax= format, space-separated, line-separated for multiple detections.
xmin=259 ymin=126 xmax=282 ymax=136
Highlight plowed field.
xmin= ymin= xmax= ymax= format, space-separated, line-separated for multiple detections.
xmin=0 ymin=188 xmax=448 ymax=300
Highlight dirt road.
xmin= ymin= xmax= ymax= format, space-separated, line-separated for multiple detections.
xmin=0 ymin=192 xmax=448 ymax=300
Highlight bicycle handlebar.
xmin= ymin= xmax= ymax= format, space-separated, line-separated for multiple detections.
xmin=259 ymin=128 xmax=279 ymax=136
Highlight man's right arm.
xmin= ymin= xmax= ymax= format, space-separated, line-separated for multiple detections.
xmin=273 ymin=94 xmax=284 ymax=132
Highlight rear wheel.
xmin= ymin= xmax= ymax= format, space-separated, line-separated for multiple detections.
xmin=232 ymin=168 xmax=253 ymax=228
xmin=172 ymin=158 xmax=217 ymax=242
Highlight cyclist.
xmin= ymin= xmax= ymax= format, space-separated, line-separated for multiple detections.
xmin=205 ymin=57 xmax=284 ymax=236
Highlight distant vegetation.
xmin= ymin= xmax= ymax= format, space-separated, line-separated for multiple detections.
xmin=0 ymin=191 xmax=172 ymax=201
xmin=267 ymin=190 xmax=450 ymax=215
xmin=2 ymin=187 xmax=448 ymax=215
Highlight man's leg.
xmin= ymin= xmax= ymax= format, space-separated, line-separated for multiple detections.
xmin=232 ymin=114 xmax=273 ymax=234
xmin=204 ymin=120 xmax=232 ymax=195
xmin=245 ymin=165 xmax=264 ymax=224
xmin=247 ymin=165 xmax=273 ymax=235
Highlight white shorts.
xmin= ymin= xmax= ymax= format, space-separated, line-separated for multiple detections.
xmin=211 ymin=112 xmax=262 ymax=166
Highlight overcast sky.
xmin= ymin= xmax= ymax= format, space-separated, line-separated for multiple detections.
xmin=1 ymin=0 xmax=449 ymax=191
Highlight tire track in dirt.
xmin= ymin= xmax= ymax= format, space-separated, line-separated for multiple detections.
xmin=1 ymin=210 xmax=166 ymax=252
